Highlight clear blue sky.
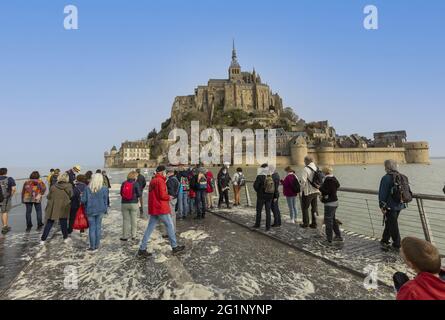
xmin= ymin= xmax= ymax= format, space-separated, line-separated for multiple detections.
xmin=1 ymin=0 xmax=444 ymax=167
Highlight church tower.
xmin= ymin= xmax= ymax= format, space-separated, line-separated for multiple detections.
xmin=228 ymin=40 xmax=242 ymax=81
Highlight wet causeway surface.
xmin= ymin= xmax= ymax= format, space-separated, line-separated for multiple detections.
xmin=0 ymin=188 xmax=397 ymax=300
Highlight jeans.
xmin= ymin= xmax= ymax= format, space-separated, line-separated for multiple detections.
xmin=177 ymin=192 xmax=189 ymax=218
xmin=41 ymin=218 xmax=68 ymax=241
xmin=140 ymin=214 xmax=178 ymax=250
xmin=301 ymin=193 xmax=318 ymax=226
xmin=218 ymin=187 xmax=230 ymax=207
xmin=162 ymin=198 xmax=177 ymax=234
xmin=286 ymin=196 xmax=298 ymax=220
xmin=122 ymin=203 xmax=139 ymax=239
xmin=25 ymin=203 xmax=43 ymax=228
xmin=272 ymin=199 xmax=281 ymax=225
xmin=255 ymin=198 xmax=272 ymax=229
xmin=324 ymin=205 xmax=341 ymax=242
xmin=195 ymin=190 xmax=207 ymax=217
xmin=382 ymin=209 xmax=401 ymax=248
xmin=87 ymin=214 xmax=104 ymax=250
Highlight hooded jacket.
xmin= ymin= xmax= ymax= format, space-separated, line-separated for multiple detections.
xmin=148 ymin=173 xmax=171 ymax=215
xmin=397 ymin=272 xmax=445 ymax=300
xmin=45 ymin=182 xmax=73 ymax=221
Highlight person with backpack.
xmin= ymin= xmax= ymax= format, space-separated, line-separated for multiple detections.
xmin=253 ymin=164 xmax=274 ymax=231
xmin=0 ymin=168 xmax=16 ymax=235
xmin=68 ymin=174 xmax=88 ymax=235
xmin=41 ymin=173 xmax=73 ymax=244
xmin=177 ymin=168 xmax=190 ymax=219
xmin=319 ymin=167 xmax=343 ymax=244
xmin=81 ymin=173 xmax=109 ymax=252
xmin=136 ymin=169 xmax=147 ymax=217
xmin=21 ymin=171 xmax=47 ymax=232
xmin=379 ymin=159 xmax=411 ymax=252
xmin=300 ymin=156 xmax=322 ymax=229
xmin=120 ymin=171 xmax=142 ymax=242
xmin=232 ymin=168 xmax=245 ymax=206
xmin=281 ymin=166 xmax=300 ymax=224
xmin=217 ymin=165 xmax=232 ymax=209
xmin=192 ymin=167 xmax=208 ymax=219
xmin=269 ymin=165 xmax=281 ymax=227
xmin=205 ymin=169 xmax=215 ymax=209
xmin=137 ymin=165 xmax=185 ymax=257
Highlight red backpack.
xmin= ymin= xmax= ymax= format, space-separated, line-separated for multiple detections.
xmin=121 ymin=181 xmax=134 ymax=201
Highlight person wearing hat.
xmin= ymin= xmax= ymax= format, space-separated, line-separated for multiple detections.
xmin=138 ymin=165 xmax=185 ymax=257
xmin=66 ymin=165 xmax=81 ymax=186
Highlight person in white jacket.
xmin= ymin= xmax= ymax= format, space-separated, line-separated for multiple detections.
xmin=300 ymin=156 xmax=320 ymax=228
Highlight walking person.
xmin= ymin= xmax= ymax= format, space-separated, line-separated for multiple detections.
xmin=217 ymin=164 xmax=231 ymax=209
xmin=300 ymin=156 xmax=321 ymax=229
xmin=177 ymin=168 xmax=189 ymax=219
xmin=120 ymin=171 xmax=142 ymax=242
xmin=379 ymin=159 xmax=409 ymax=252
xmin=319 ymin=167 xmax=343 ymax=244
xmin=22 ymin=171 xmax=47 ymax=232
xmin=68 ymin=174 xmax=87 ymax=235
xmin=136 ymin=169 xmax=147 ymax=217
xmin=0 ymin=168 xmax=16 ymax=235
xmin=192 ymin=167 xmax=208 ymax=219
xmin=253 ymin=164 xmax=274 ymax=231
xmin=281 ymin=166 xmax=300 ymax=224
xmin=81 ymin=173 xmax=109 ymax=252
xmin=232 ymin=168 xmax=245 ymax=206
xmin=41 ymin=173 xmax=73 ymax=244
xmin=205 ymin=169 xmax=215 ymax=209
xmin=137 ymin=166 xmax=185 ymax=257
xmin=269 ymin=165 xmax=281 ymax=227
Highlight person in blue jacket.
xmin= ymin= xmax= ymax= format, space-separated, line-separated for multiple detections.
xmin=378 ymin=159 xmax=406 ymax=252
xmin=81 ymin=173 xmax=109 ymax=252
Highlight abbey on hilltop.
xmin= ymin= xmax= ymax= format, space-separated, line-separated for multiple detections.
xmin=104 ymin=42 xmax=430 ymax=168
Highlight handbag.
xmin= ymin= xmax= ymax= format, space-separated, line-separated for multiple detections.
xmin=73 ymin=204 xmax=89 ymax=230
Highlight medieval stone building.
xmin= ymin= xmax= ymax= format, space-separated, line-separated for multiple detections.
xmin=170 ymin=42 xmax=284 ymax=127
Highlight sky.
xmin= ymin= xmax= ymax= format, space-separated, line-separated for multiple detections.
xmin=1 ymin=0 xmax=444 ymax=168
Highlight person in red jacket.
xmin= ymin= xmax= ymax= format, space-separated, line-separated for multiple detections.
xmin=395 ymin=236 xmax=445 ymax=300
xmin=137 ymin=165 xmax=185 ymax=257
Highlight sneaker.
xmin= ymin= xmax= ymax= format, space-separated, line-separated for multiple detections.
xmin=87 ymin=248 xmax=96 ymax=252
xmin=271 ymin=224 xmax=281 ymax=228
xmin=333 ymin=236 xmax=344 ymax=242
xmin=37 ymin=224 xmax=44 ymax=231
xmin=309 ymin=223 xmax=317 ymax=229
xmin=1 ymin=226 xmax=10 ymax=234
xmin=137 ymin=250 xmax=152 ymax=258
xmin=39 ymin=240 xmax=46 ymax=246
xmin=380 ymin=241 xmax=390 ymax=252
xmin=26 ymin=227 xmax=32 ymax=232
xmin=172 ymin=245 xmax=185 ymax=255
xmin=291 ymin=219 xmax=295 ymax=224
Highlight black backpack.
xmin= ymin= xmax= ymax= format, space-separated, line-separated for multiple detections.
xmin=306 ymin=166 xmax=324 ymax=189
xmin=0 ymin=178 xmax=8 ymax=203
xmin=292 ymin=174 xmax=301 ymax=194
xmin=390 ymin=172 xmax=413 ymax=204
xmin=0 ymin=186 xmax=4 ymax=203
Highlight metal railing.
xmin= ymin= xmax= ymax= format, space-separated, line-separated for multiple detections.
xmin=218 ymin=180 xmax=445 ymax=253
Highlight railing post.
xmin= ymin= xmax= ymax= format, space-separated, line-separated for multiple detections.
xmin=245 ymin=184 xmax=252 ymax=207
xmin=416 ymin=198 xmax=435 ymax=243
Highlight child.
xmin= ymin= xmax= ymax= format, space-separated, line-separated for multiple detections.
xmin=395 ymin=237 xmax=445 ymax=300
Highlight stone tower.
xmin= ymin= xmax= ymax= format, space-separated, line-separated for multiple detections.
xmin=228 ymin=40 xmax=242 ymax=81
xmin=290 ymin=136 xmax=308 ymax=167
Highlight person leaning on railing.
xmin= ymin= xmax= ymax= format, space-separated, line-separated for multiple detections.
xmin=378 ymin=159 xmax=406 ymax=252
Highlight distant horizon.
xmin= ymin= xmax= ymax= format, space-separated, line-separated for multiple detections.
xmin=1 ymin=0 xmax=444 ymax=167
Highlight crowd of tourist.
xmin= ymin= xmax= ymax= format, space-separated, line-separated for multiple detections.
xmin=0 ymin=157 xmax=444 ymax=300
